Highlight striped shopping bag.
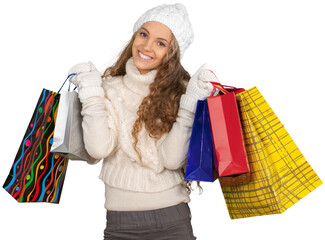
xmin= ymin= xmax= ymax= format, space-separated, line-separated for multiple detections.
xmin=221 ymin=87 xmax=323 ymax=219
xmin=3 ymin=88 xmax=68 ymax=203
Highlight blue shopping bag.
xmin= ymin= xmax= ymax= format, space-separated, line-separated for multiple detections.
xmin=185 ymin=100 xmax=215 ymax=182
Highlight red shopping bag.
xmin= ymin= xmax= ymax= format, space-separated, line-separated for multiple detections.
xmin=207 ymin=83 xmax=249 ymax=177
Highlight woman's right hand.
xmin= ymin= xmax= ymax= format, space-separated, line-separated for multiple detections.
xmin=68 ymin=61 xmax=104 ymax=101
xmin=68 ymin=61 xmax=102 ymax=88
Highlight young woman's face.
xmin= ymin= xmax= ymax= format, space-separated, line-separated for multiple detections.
xmin=132 ymin=21 xmax=173 ymax=74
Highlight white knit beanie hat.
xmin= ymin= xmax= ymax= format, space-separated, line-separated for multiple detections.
xmin=133 ymin=3 xmax=194 ymax=58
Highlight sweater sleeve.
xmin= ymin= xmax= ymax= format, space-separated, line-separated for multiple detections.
xmin=158 ymin=105 xmax=195 ymax=170
xmin=79 ymin=83 xmax=119 ymax=163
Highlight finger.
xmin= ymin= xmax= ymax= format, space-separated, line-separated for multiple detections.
xmin=197 ymin=81 xmax=215 ymax=99
xmin=206 ymin=82 xmax=214 ymax=93
xmin=197 ymin=78 xmax=213 ymax=90
xmin=88 ymin=61 xmax=98 ymax=72
xmin=199 ymin=69 xmax=219 ymax=83
xmin=68 ymin=62 xmax=92 ymax=75
xmin=69 ymin=74 xmax=78 ymax=86
xmin=192 ymin=63 xmax=207 ymax=77
xmin=198 ymin=63 xmax=207 ymax=71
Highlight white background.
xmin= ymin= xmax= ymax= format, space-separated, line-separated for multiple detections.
xmin=0 ymin=0 xmax=324 ymax=239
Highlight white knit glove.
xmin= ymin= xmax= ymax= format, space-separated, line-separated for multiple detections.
xmin=180 ymin=64 xmax=220 ymax=113
xmin=68 ymin=61 xmax=104 ymax=101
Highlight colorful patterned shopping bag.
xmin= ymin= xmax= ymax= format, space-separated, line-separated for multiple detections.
xmin=221 ymin=87 xmax=323 ymax=219
xmin=3 ymin=89 xmax=68 ymax=203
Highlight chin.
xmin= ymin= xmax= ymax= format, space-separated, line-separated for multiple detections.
xmin=134 ymin=61 xmax=154 ymax=74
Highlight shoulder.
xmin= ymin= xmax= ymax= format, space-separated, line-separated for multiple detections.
xmin=182 ymin=79 xmax=189 ymax=88
xmin=102 ymin=75 xmax=124 ymax=92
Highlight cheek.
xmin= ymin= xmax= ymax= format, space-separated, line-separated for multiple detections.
xmin=155 ymin=48 xmax=168 ymax=61
xmin=132 ymin=38 xmax=141 ymax=52
xmin=131 ymin=46 xmax=137 ymax=58
xmin=132 ymin=45 xmax=140 ymax=59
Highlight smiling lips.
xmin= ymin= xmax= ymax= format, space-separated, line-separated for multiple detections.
xmin=138 ymin=50 xmax=153 ymax=61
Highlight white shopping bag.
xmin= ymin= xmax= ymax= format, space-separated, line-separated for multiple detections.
xmin=51 ymin=90 xmax=92 ymax=162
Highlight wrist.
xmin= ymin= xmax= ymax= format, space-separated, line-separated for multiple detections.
xmin=179 ymin=94 xmax=198 ymax=113
xmin=78 ymin=86 xmax=104 ymax=102
xmin=78 ymin=71 xmax=102 ymax=88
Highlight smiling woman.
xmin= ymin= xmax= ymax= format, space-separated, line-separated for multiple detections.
xmin=1 ymin=1 xmax=325 ymax=240
xmin=132 ymin=21 xmax=173 ymax=74
xmin=66 ymin=3 xmax=220 ymax=240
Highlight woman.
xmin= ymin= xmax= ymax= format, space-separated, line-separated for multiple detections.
xmin=69 ymin=3 xmax=218 ymax=239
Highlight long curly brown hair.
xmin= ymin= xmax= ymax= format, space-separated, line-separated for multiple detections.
xmin=102 ymin=30 xmax=202 ymax=194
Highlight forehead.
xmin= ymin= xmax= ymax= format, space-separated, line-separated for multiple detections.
xmin=140 ymin=21 xmax=173 ymax=41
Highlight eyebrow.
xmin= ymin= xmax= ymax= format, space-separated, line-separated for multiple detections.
xmin=140 ymin=27 xmax=170 ymax=43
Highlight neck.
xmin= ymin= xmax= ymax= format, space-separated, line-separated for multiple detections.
xmin=123 ymin=57 xmax=157 ymax=96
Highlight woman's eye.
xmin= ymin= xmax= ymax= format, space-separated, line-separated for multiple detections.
xmin=140 ymin=32 xmax=147 ymax=38
xmin=158 ymin=41 xmax=166 ymax=47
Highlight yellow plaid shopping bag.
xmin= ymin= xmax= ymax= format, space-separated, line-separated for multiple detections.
xmin=221 ymin=87 xmax=323 ymax=219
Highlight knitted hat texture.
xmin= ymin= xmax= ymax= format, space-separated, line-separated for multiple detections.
xmin=133 ymin=3 xmax=194 ymax=58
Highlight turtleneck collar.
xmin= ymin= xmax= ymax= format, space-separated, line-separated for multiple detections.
xmin=123 ymin=57 xmax=157 ymax=96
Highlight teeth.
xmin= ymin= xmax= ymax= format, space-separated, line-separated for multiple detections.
xmin=139 ymin=51 xmax=152 ymax=60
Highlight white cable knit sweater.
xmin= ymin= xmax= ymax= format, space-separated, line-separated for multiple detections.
xmin=79 ymin=57 xmax=195 ymax=211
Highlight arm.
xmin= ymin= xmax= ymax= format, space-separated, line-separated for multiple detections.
xmin=69 ymin=62 xmax=118 ymax=163
xmin=80 ymin=94 xmax=118 ymax=162
xmin=158 ymin=64 xmax=219 ymax=170
xmin=158 ymin=107 xmax=194 ymax=170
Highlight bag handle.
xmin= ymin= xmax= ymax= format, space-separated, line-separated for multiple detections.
xmin=58 ymin=73 xmax=77 ymax=93
xmin=210 ymin=82 xmax=229 ymax=96
xmin=208 ymin=70 xmax=245 ymax=96
xmin=208 ymin=70 xmax=228 ymax=96
xmin=210 ymin=82 xmax=245 ymax=96
xmin=220 ymin=83 xmax=245 ymax=93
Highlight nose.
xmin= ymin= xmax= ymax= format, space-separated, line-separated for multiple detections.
xmin=143 ymin=39 xmax=153 ymax=52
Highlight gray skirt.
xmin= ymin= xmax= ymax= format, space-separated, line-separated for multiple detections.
xmin=103 ymin=203 xmax=197 ymax=240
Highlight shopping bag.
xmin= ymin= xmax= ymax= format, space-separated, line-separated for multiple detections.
xmin=218 ymin=85 xmax=251 ymax=187
xmin=221 ymin=87 xmax=323 ymax=219
xmin=185 ymin=100 xmax=215 ymax=182
xmin=219 ymin=173 xmax=251 ymax=187
xmin=3 ymin=89 xmax=68 ymax=203
xmin=207 ymin=84 xmax=250 ymax=177
xmin=50 ymin=89 xmax=92 ymax=161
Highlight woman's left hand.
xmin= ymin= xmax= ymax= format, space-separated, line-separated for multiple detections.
xmin=188 ymin=64 xmax=220 ymax=99
xmin=180 ymin=64 xmax=219 ymax=112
